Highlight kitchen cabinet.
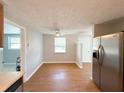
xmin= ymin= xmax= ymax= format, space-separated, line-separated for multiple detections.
xmin=0 ymin=3 xmax=3 ymax=47
xmin=5 ymin=77 xmax=23 ymax=92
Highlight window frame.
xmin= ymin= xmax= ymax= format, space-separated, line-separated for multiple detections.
xmin=54 ymin=37 xmax=66 ymax=53
xmin=8 ymin=36 xmax=21 ymax=50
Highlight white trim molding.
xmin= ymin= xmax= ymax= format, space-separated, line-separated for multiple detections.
xmin=24 ymin=62 xmax=44 ymax=82
xmin=75 ymin=62 xmax=83 ymax=69
xmin=43 ymin=61 xmax=76 ymax=63
xmin=43 ymin=61 xmax=83 ymax=69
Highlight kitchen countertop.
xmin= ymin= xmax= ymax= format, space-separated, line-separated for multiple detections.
xmin=0 ymin=71 xmax=24 ymax=92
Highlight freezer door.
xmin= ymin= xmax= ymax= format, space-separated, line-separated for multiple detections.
xmin=92 ymin=37 xmax=101 ymax=87
xmin=93 ymin=37 xmax=101 ymax=51
xmin=100 ymin=33 xmax=123 ymax=92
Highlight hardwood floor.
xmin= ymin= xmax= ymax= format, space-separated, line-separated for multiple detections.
xmin=24 ymin=63 xmax=101 ymax=92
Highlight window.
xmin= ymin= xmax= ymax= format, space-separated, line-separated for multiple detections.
xmin=54 ymin=37 xmax=66 ymax=53
xmin=8 ymin=36 xmax=21 ymax=49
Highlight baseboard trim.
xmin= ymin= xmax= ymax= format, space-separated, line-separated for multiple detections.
xmin=75 ymin=62 xmax=83 ymax=69
xmin=43 ymin=61 xmax=76 ymax=63
xmin=24 ymin=62 xmax=44 ymax=82
xmin=82 ymin=62 xmax=92 ymax=63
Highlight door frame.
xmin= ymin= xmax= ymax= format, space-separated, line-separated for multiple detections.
xmin=5 ymin=18 xmax=27 ymax=81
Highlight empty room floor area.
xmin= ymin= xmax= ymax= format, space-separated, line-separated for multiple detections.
xmin=24 ymin=63 xmax=100 ymax=92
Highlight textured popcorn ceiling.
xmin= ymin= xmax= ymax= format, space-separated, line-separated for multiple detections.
xmin=3 ymin=0 xmax=124 ymax=34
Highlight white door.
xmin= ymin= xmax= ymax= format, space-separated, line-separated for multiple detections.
xmin=82 ymin=36 xmax=93 ymax=63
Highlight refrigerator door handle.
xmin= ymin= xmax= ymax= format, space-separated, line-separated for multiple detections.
xmin=100 ymin=45 xmax=104 ymax=66
xmin=97 ymin=45 xmax=101 ymax=65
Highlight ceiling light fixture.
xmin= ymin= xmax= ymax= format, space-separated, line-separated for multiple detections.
xmin=55 ymin=29 xmax=61 ymax=37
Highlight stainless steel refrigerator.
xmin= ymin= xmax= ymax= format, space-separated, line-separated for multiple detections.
xmin=92 ymin=31 xmax=124 ymax=92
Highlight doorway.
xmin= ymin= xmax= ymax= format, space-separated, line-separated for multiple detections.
xmin=0 ymin=18 xmax=26 ymax=72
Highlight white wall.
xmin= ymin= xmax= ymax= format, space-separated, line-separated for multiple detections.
xmin=24 ymin=30 xmax=43 ymax=81
xmin=43 ymin=34 xmax=78 ymax=63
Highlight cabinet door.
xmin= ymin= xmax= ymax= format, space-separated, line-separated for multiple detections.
xmin=0 ymin=3 xmax=3 ymax=47
xmin=15 ymin=85 xmax=23 ymax=92
xmin=5 ymin=77 xmax=23 ymax=92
